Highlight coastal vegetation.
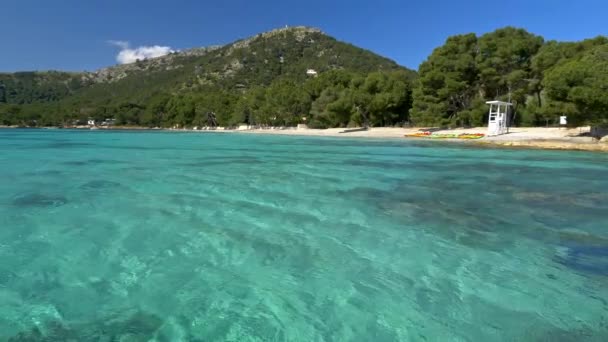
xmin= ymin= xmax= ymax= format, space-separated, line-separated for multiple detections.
xmin=412 ymin=28 xmax=608 ymax=127
xmin=0 ymin=26 xmax=606 ymax=128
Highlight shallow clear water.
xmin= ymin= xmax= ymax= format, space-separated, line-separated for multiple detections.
xmin=1 ymin=129 xmax=608 ymax=341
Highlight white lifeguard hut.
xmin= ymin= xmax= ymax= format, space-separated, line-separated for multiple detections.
xmin=486 ymin=101 xmax=512 ymax=136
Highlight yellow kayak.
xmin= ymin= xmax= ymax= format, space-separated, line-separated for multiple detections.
xmin=404 ymin=133 xmax=485 ymax=139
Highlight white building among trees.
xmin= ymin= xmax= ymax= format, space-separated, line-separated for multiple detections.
xmin=306 ymin=69 xmax=318 ymax=77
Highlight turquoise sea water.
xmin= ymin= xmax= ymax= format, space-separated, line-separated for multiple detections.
xmin=1 ymin=129 xmax=608 ymax=341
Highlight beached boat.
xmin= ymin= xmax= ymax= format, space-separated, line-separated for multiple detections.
xmin=457 ymin=133 xmax=485 ymax=139
xmin=404 ymin=132 xmax=485 ymax=139
xmin=404 ymin=132 xmax=432 ymax=138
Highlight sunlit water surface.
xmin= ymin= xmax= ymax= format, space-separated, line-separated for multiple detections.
xmin=1 ymin=129 xmax=607 ymax=341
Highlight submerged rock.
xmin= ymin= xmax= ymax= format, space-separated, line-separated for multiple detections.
xmin=8 ymin=310 xmax=164 ymax=341
xmin=12 ymin=193 xmax=67 ymax=208
xmin=556 ymin=245 xmax=608 ymax=276
xmin=8 ymin=320 xmax=74 ymax=342
xmin=79 ymin=180 xmax=122 ymax=190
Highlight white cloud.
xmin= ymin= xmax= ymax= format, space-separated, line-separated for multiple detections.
xmin=108 ymin=40 xmax=175 ymax=64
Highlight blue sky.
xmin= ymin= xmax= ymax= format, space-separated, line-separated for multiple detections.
xmin=2 ymin=0 xmax=606 ymax=72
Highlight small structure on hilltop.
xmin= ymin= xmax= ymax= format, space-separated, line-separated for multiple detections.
xmin=306 ymin=69 xmax=318 ymax=77
xmin=486 ymin=101 xmax=512 ymax=136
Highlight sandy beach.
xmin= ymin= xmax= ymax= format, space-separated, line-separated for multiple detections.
xmin=233 ymin=126 xmax=608 ymax=152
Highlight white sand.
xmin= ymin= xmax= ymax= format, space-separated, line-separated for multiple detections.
xmin=230 ymin=126 xmax=608 ymax=152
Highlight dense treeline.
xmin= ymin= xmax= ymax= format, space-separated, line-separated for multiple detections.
xmin=0 ymin=70 xmax=413 ymax=128
xmin=1 ymin=27 xmax=606 ymax=128
xmin=411 ymin=27 xmax=608 ymax=127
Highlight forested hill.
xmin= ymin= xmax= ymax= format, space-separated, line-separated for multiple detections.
xmin=0 ymin=26 xmax=416 ymax=128
xmin=0 ymin=71 xmax=90 ymax=105
xmin=1 ymin=26 xmax=606 ymax=128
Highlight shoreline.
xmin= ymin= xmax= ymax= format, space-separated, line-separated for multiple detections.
xmin=233 ymin=126 xmax=608 ymax=152
xmin=2 ymin=125 xmax=607 ymax=152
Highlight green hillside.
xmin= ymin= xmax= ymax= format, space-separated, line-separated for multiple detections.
xmin=0 ymin=27 xmax=415 ymax=128
xmin=0 ymin=71 xmax=89 ymax=104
